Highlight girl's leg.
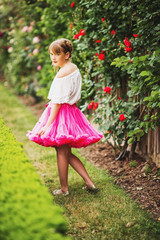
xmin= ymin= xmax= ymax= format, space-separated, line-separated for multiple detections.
xmin=55 ymin=145 xmax=71 ymax=192
xmin=68 ymin=152 xmax=94 ymax=187
xmin=55 ymin=145 xmax=95 ymax=193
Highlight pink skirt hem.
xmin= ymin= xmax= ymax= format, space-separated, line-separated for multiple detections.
xmin=26 ymin=101 xmax=103 ymax=148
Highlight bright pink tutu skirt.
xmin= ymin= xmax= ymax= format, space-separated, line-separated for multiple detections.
xmin=26 ymin=101 xmax=103 ymax=148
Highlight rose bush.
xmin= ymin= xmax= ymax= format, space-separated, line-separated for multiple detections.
xmin=70 ymin=0 xmax=160 ymax=158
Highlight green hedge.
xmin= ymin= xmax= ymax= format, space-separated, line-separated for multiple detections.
xmin=0 ymin=117 xmax=70 ymax=240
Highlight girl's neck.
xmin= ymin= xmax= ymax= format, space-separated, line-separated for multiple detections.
xmin=60 ymin=60 xmax=70 ymax=69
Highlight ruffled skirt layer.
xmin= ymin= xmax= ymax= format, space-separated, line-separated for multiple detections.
xmin=26 ymin=101 xmax=103 ymax=148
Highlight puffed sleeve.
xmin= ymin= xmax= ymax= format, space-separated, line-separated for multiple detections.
xmin=47 ymin=71 xmax=82 ymax=105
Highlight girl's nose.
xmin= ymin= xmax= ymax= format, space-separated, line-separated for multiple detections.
xmin=52 ymin=55 xmax=56 ymax=60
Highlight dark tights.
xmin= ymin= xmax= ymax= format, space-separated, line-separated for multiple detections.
xmin=55 ymin=145 xmax=94 ymax=191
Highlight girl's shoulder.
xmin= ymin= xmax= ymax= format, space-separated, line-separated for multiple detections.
xmin=57 ymin=63 xmax=78 ymax=78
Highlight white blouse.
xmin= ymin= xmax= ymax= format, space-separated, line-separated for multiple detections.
xmin=47 ymin=68 xmax=82 ymax=105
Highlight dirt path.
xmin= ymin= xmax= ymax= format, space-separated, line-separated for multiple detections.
xmin=18 ymin=94 xmax=160 ymax=221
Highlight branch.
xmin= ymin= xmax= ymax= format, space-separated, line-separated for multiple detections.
xmin=115 ymin=137 xmax=129 ymax=161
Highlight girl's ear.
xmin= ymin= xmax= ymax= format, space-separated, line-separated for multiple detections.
xmin=65 ymin=51 xmax=70 ymax=59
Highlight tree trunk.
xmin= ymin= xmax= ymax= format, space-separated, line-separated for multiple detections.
xmin=128 ymin=140 xmax=137 ymax=160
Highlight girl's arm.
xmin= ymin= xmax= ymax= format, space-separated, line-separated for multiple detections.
xmin=45 ymin=103 xmax=61 ymax=128
xmin=38 ymin=103 xmax=61 ymax=136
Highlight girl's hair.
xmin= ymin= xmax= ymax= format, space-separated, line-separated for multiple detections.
xmin=49 ymin=38 xmax=72 ymax=58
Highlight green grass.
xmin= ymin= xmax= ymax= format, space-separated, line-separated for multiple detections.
xmin=129 ymin=160 xmax=137 ymax=168
xmin=0 ymin=83 xmax=160 ymax=240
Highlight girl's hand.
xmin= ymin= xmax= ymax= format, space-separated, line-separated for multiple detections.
xmin=38 ymin=125 xmax=48 ymax=137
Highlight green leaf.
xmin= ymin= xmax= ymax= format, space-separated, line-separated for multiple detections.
xmin=128 ymin=137 xmax=134 ymax=144
xmin=144 ymin=115 xmax=150 ymax=120
xmin=143 ymin=96 xmax=149 ymax=102
xmin=139 ymin=55 xmax=149 ymax=61
xmin=144 ymin=76 xmax=152 ymax=82
xmin=91 ymin=72 xmax=100 ymax=77
xmin=140 ymin=71 xmax=152 ymax=76
xmin=133 ymin=128 xmax=143 ymax=134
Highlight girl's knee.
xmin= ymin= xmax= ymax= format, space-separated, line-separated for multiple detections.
xmin=56 ymin=145 xmax=71 ymax=157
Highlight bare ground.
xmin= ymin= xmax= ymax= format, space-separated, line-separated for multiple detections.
xmin=81 ymin=142 xmax=160 ymax=221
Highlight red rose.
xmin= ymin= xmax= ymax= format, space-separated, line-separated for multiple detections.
xmin=103 ymin=87 xmax=111 ymax=94
xmin=125 ymin=47 xmax=133 ymax=52
xmin=108 ymin=130 xmax=111 ymax=134
xmin=93 ymin=102 xmax=98 ymax=110
xmin=124 ymin=37 xmax=131 ymax=47
xmin=88 ymin=103 xmax=92 ymax=110
xmin=69 ymin=23 xmax=73 ymax=29
xmin=118 ymin=43 xmax=120 ymax=46
xmin=129 ymin=59 xmax=133 ymax=63
xmin=118 ymin=97 xmax=121 ymax=100
xmin=101 ymin=50 xmax=105 ymax=54
xmin=133 ymin=34 xmax=138 ymax=38
xmin=119 ymin=114 xmax=126 ymax=122
xmin=102 ymin=18 xmax=105 ymax=22
xmin=98 ymin=53 xmax=105 ymax=60
xmin=88 ymin=101 xmax=94 ymax=109
xmin=74 ymin=34 xmax=80 ymax=40
xmin=95 ymin=40 xmax=101 ymax=44
xmin=95 ymin=53 xmax=99 ymax=56
xmin=133 ymin=34 xmax=141 ymax=38
xmin=79 ymin=29 xmax=85 ymax=36
xmin=111 ymin=30 xmax=116 ymax=35
xmin=71 ymin=2 xmax=75 ymax=8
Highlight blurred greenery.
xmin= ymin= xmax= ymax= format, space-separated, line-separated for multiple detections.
xmin=0 ymin=116 xmax=70 ymax=240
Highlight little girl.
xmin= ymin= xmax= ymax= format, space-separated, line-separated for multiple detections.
xmin=27 ymin=38 xmax=103 ymax=196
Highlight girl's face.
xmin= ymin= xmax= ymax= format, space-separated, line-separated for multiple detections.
xmin=50 ymin=50 xmax=70 ymax=68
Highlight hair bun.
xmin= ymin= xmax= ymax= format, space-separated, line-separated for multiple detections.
xmin=65 ymin=40 xmax=72 ymax=52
